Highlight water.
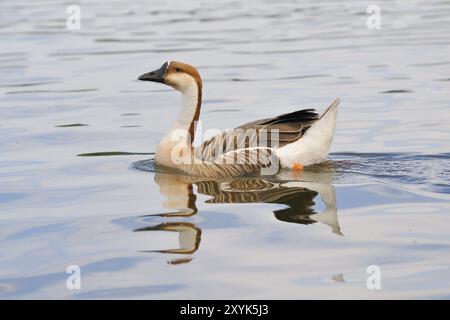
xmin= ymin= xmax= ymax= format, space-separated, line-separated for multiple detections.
xmin=1 ymin=0 xmax=450 ymax=299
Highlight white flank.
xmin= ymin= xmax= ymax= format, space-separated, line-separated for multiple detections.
xmin=276 ymin=98 xmax=340 ymax=167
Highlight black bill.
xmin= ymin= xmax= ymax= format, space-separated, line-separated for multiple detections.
xmin=137 ymin=62 xmax=168 ymax=83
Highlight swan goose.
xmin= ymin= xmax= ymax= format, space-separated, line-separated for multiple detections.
xmin=138 ymin=61 xmax=339 ymax=178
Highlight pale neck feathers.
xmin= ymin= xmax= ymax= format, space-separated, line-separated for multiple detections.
xmin=156 ymin=74 xmax=201 ymax=168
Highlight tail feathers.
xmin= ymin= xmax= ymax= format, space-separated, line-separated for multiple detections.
xmin=320 ymin=98 xmax=340 ymax=119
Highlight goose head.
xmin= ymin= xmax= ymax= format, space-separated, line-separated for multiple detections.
xmin=138 ymin=61 xmax=202 ymax=92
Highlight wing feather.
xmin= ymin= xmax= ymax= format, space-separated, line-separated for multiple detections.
xmin=197 ymin=108 xmax=319 ymax=163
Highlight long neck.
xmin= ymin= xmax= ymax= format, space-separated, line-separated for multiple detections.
xmin=173 ymin=82 xmax=202 ymax=143
xmin=155 ymin=75 xmax=202 ymax=168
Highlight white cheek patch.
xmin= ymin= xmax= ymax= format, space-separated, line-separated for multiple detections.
xmin=166 ymin=73 xmax=196 ymax=92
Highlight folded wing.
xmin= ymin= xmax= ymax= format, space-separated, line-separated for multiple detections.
xmin=198 ymin=108 xmax=319 ymax=164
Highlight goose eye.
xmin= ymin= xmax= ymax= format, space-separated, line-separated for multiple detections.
xmin=175 ymin=68 xmax=181 ymax=72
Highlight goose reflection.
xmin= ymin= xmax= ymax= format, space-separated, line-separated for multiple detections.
xmin=136 ymin=165 xmax=340 ymax=264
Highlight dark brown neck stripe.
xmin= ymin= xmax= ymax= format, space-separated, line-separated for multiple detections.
xmin=188 ymin=80 xmax=202 ymax=145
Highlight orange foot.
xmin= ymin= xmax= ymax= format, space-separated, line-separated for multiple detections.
xmin=292 ymin=162 xmax=304 ymax=171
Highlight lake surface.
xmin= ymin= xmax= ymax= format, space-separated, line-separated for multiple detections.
xmin=1 ymin=0 xmax=450 ymax=299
